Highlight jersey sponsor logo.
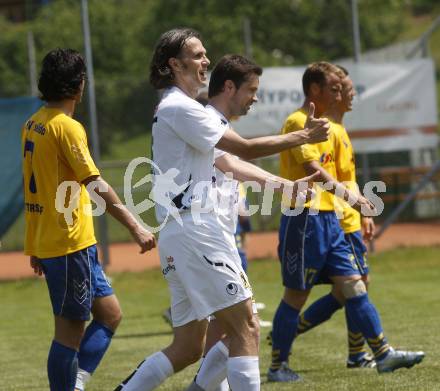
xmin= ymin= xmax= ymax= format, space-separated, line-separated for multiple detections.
xmin=319 ymin=152 xmax=334 ymax=165
xmin=25 ymin=202 xmax=44 ymax=214
xmin=25 ymin=120 xmax=34 ymax=131
xmin=162 ymin=255 xmax=176 ymax=275
xmin=226 ymin=282 xmax=238 ymax=295
xmin=162 ymin=264 xmax=176 ymax=275
xmin=33 ymin=123 xmax=46 ymax=136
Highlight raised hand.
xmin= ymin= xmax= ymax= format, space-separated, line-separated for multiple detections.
xmin=351 ymin=193 xmax=377 ymax=217
xmin=304 ymin=102 xmax=330 ymax=144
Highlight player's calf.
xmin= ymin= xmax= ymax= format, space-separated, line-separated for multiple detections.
xmin=214 ymin=299 xmax=260 ymax=390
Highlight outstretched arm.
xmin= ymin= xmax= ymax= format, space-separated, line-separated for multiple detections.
xmin=83 ymin=175 xmax=156 ymax=253
xmin=215 ymin=153 xmax=318 ymax=199
xmin=216 ymin=103 xmax=329 ymax=160
xmin=303 ymin=161 xmax=375 ymax=215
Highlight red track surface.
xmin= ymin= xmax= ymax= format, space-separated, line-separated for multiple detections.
xmin=1 ymin=222 xmax=439 ymax=281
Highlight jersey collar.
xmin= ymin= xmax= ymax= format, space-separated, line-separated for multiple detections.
xmin=205 ymin=104 xmax=229 ymax=127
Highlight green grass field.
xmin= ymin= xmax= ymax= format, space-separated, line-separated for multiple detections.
xmin=1 ymin=246 xmax=439 ymax=390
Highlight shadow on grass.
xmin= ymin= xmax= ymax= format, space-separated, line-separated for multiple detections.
xmin=114 ymin=330 xmax=173 ymax=339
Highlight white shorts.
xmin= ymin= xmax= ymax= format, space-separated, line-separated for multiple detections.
xmin=159 ymin=212 xmax=253 ymax=327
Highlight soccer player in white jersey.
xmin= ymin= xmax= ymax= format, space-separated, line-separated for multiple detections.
xmin=185 ymin=54 xmax=325 ymax=391
xmin=115 ymin=28 xmax=329 ymax=391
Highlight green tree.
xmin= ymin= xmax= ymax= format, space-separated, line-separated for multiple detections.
xmin=0 ymin=0 xmax=413 ymax=153
xmin=0 ymin=16 xmax=30 ymax=97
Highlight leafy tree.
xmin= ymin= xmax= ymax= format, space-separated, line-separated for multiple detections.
xmin=0 ymin=16 xmax=30 ymax=97
xmin=0 ymin=0 xmax=416 ymax=153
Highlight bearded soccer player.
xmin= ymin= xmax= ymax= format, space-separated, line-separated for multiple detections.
xmin=115 ymin=29 xmax=329 ymax=391
xmin=22 ymin=48 xmax=155 ymax=391
xmin=268 ymin=62 xmax=424 ymax=382
xmin=294 ymin=67 xmax=425 ymax=372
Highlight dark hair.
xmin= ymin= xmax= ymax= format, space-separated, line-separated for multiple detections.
xmin=336 ymin=65 xmax=349 ymax=76
xmin=150 ymin=28 xmax=201 ymax=90
xmin=38 ymin=48 xmax=86 ymax=102
xmin=302 ymin=61 xmax=343 ymax=96
xmin=208 ymin=54 xmax=262 ymax=98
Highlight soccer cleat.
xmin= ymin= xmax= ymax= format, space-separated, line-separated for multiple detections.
xmin=376 ymin=349 xmax=425 ymax=373
xmin=267 ymin=362 xmax=301 ymax=382
xmin=347 ymin=353 xmax=376 ymax=369
xmin=266 ymin=330 xmax=273 ymax=346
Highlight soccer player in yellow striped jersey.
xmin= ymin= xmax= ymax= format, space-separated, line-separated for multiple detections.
xmin=269 ymin=62 xmax=425 ymax=382
xmin=294 ymin=69 xmax=376 ymax=368
xmin=23 ymin=49 xmax=155 ymax=391
xmin=287 ymin=67 xmax=425 ymax=378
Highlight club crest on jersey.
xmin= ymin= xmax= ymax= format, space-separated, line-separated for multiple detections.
xmin=166 ymin=255 xmax=174 ymax=264
xmin=319 ymin=152 xmax=334 ymax=165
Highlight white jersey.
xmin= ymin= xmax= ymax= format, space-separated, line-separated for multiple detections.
xmin=152 ymin=87 xmax=226 ymax=224
xmin=205 ymin=105 xmax=240 ymax=234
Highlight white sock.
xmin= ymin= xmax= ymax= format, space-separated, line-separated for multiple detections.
xmin=75 ymin=368 xmax=91 ymax=391
xmin=227 ymin=356 xmax=260 ymax=391
xmin=120 ymin=351 xmax=174 ymax=391
xmin=196 ymin=341 xmax=229 ymax=391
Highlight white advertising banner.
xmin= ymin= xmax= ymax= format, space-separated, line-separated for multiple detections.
xmin=233 ymin=59 xmax=438 ymax=153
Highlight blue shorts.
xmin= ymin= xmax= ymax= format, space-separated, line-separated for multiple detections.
xmin=40 ymin=244 xmax=113 ymax=321
xmin=345 ymin=230 xmax=369 ymax=276
xmin=278 ymin=209 xmax=360 ymax=290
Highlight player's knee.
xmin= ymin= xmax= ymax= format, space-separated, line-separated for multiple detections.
xmin=330 ymin=285 xmax=346 ymax=305
xmin=283 ymin=288 xmax=309 ymax=310
xmin=362 ymin=274 xmax=370 ymax=289
xmin=231 ymin=313 xmax=260 ymax=349
xmin=99 ymin=308 xmax=122 ymax=332
xmin=247 ymin=314 xmax=260 ymax=341
xmin=110 ymin=309 xmax=123 ymax=331
xmin=341 ymin=279 xmax=367 ymax=299
xmin=250 ymin=315 xmax=260 ymax=348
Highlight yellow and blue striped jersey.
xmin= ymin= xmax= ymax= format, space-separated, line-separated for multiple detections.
xmin=280 ymin=109 xmax=337 ymax=211
xmin=332 ymin=121 xmax=361 ymax=233
xmin=22 ymin=106 xmax=99 ymax=258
